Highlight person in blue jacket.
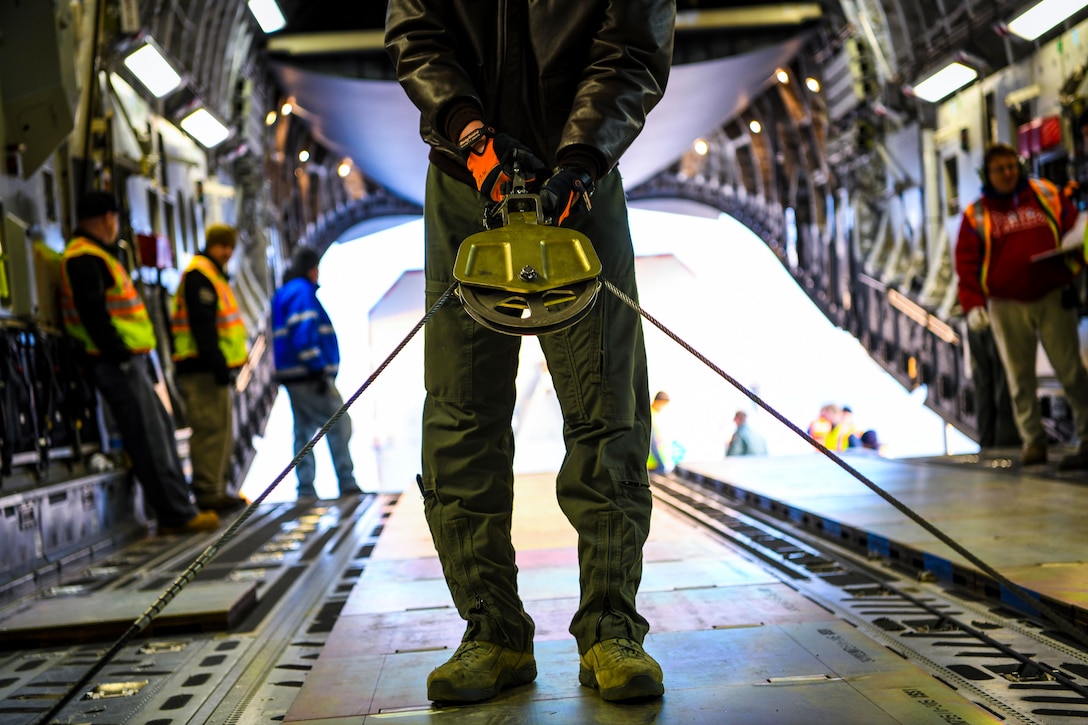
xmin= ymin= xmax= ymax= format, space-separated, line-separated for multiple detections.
xmin=271 ymin=246 xmax=361 ymax=499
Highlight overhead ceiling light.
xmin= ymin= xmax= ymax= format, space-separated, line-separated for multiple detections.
xmin=248 ymin=0 xmax=286 ymax=33
xmin=675 ymin=4 xmax=823 ymax=29
xmin=693 ymin=138 xmax=709 ymax=155
xmin=749 ymin=120 xmax=762 ymax=134
xmin=1007 ymin=0 xmax=1088 ymax=40
xmin=805 ymin=77 xmax=821 ymax=92
xmin=776 ymin=69 xmax=790 ymax=84
xmin=122 ymin=43 xmax=182 ymax=98
xmin=911 ymin=61 xmax=978 ymax=103
xmin=180 ymin=108 xmax=230 ymax=147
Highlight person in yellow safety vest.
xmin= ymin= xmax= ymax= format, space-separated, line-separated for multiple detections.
xmin=807 ymin=403 xmax=840 ymax=448
xmin=58 ymin=191 xmax=219 ymax=535
xmin=825 ymin=405 xmax=859 ymax=452
xmin=955 ymin=142 xmax=1088 ymax=469
xmin=170 ymin=224 xmax=249 ymax=512
xmin=647 ymin=391 xmax=676 ymax=473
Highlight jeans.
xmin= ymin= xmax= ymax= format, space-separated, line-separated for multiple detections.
xmin=283 ymin=377 xmax=357 ymax=496
xmin=92 ymin=355 xmax=197 ymax=526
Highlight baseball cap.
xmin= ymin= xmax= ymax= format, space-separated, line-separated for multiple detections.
xmin=205 ymin=223 xmax=238 ymax=248
xmin=291 ymin=246 xmax=321 ymax=274
xmin=76 ymin=191 xmax=121 ymax=220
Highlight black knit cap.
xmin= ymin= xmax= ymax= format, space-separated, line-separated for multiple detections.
xmin=76 ymin=191 xmax=121 ymax=220
xmin=291 ymin=246 xmax=320 ymax=274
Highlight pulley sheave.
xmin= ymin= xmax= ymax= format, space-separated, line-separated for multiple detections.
xmin=453 ymin=191 xmax=601 ymax=336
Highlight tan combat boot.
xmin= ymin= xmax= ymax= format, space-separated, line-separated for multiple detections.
xmin=579 ymin=637 xmax=664 ymax=701
xmin=426 ymin=641 xmax=536 ymax=703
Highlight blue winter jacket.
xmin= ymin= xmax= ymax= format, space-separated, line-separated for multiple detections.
xmin=271 ymin=276 xmax=340 ymax=382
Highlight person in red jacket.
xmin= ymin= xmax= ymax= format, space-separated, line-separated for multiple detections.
xmin=955 ymin=142 xmax=1088 ymax=468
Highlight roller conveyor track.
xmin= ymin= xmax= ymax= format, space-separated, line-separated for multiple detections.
xmin=651 ymin=473 xmax=1088 ymax=724
xmin=0 ymin=494 xmax=391 ymax=725
xmin=1 ymin=466 xmax=1086 ymax=724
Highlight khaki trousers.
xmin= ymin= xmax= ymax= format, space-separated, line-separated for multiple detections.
xmin=989 ymin=289 xmax=1088 ymax=448
xmin=177 ymin=372 xmax=234 ymax=500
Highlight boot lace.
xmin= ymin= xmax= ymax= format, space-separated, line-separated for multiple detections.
xmin=605 ymin=638 xmax=644 ymax=660
xmin=451 ymin=641 xmax=486 ymax=663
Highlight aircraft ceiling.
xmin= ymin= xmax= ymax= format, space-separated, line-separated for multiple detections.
xmin=264 ymin=1 xmax=827 ymax=205
xmin=270 ymin=39 xmax=806 ymax=206
xmin=255 ymin=0 xmax=1056 ymax=206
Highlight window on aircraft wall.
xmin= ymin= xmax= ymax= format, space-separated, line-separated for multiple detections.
xmin=984 ymin=93 xmax=996 ymax=147
xmin=158 ymin=133 xmax=169 ymax=192
xmin=177 ymin=194 xmax=189 ymax=255
xmin=42 ymin=171 xmax=57 ymax=223
xmin=1008 ymin=104 xmax=1031 ymax=150
xmin=148 ymin=188 xmax=161 ymax=237
xmin=943 ymin=157 xmax=959 ymax=217
xmin=1038 ymin=156 xmax=1067 ymax=187
xmin=188 ymin=198 xmax=198 ymax=253
xmin=165 ymin=201 xmax=179 ymax=264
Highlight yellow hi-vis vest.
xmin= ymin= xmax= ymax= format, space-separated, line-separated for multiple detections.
xmin=825 ymin=422 xmax=855 ymax=452
xmin=58 ymin=237 xmax=156 ymax=355
xmin=808 ymin=416 xmax=832 ymax=446
xmin=170 ymin=255 xmax=248 ymax=367
xmin=965 ymin=178 xmax=1075 ymax=295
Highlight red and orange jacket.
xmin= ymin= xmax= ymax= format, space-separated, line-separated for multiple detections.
xmin=955 ymin=178 xmax=1078 ymax=313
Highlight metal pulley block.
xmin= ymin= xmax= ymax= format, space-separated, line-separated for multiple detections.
xmin=453 ymin=189 xmax=601 ymax=336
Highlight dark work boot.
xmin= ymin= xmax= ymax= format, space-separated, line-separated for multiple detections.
xmin=159 ymin=510 xmax=220 ymax=535
xmin=426 ymin=641 xmax=536 ymax=703
xmin=1021 ymin=443 xmax=1047 ymax=465
xmin=195 ymin=494 xmax=248 ymax=512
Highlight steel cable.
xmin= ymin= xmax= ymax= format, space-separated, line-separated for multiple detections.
xmin=34 ymin=272 xmax=1088 ymax=723
xmin=603 ymin=276 xmax=1088 ymax=656
xmin=32 ymin=283 xmax=457 ymax=725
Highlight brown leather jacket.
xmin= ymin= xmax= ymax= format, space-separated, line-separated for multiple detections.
xmin=385 ymin=0 xmax=675 ymax=182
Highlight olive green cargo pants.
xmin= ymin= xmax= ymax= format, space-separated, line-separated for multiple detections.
xmin=420 ymin=165 xmax=653 ymax=656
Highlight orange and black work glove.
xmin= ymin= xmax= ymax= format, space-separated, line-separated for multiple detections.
xmin=462 ymin=127 xmax=547 ymax=202
xmin=539 ymin=166 xmax=594 ymax=225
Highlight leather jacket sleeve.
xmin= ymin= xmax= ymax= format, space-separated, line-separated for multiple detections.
xmin=385 ymin=1 xmax=481 ymax=144
xmin=561 ymin=0 xmax=675 ymax=170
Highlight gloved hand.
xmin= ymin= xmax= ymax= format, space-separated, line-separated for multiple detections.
xmin=462 ymin=127 xmax=547 ymax=202
xmin=540 ymin=166 xmax=594 ymax=225
xmin=966 ymin=306 xmax=990 ymax=332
